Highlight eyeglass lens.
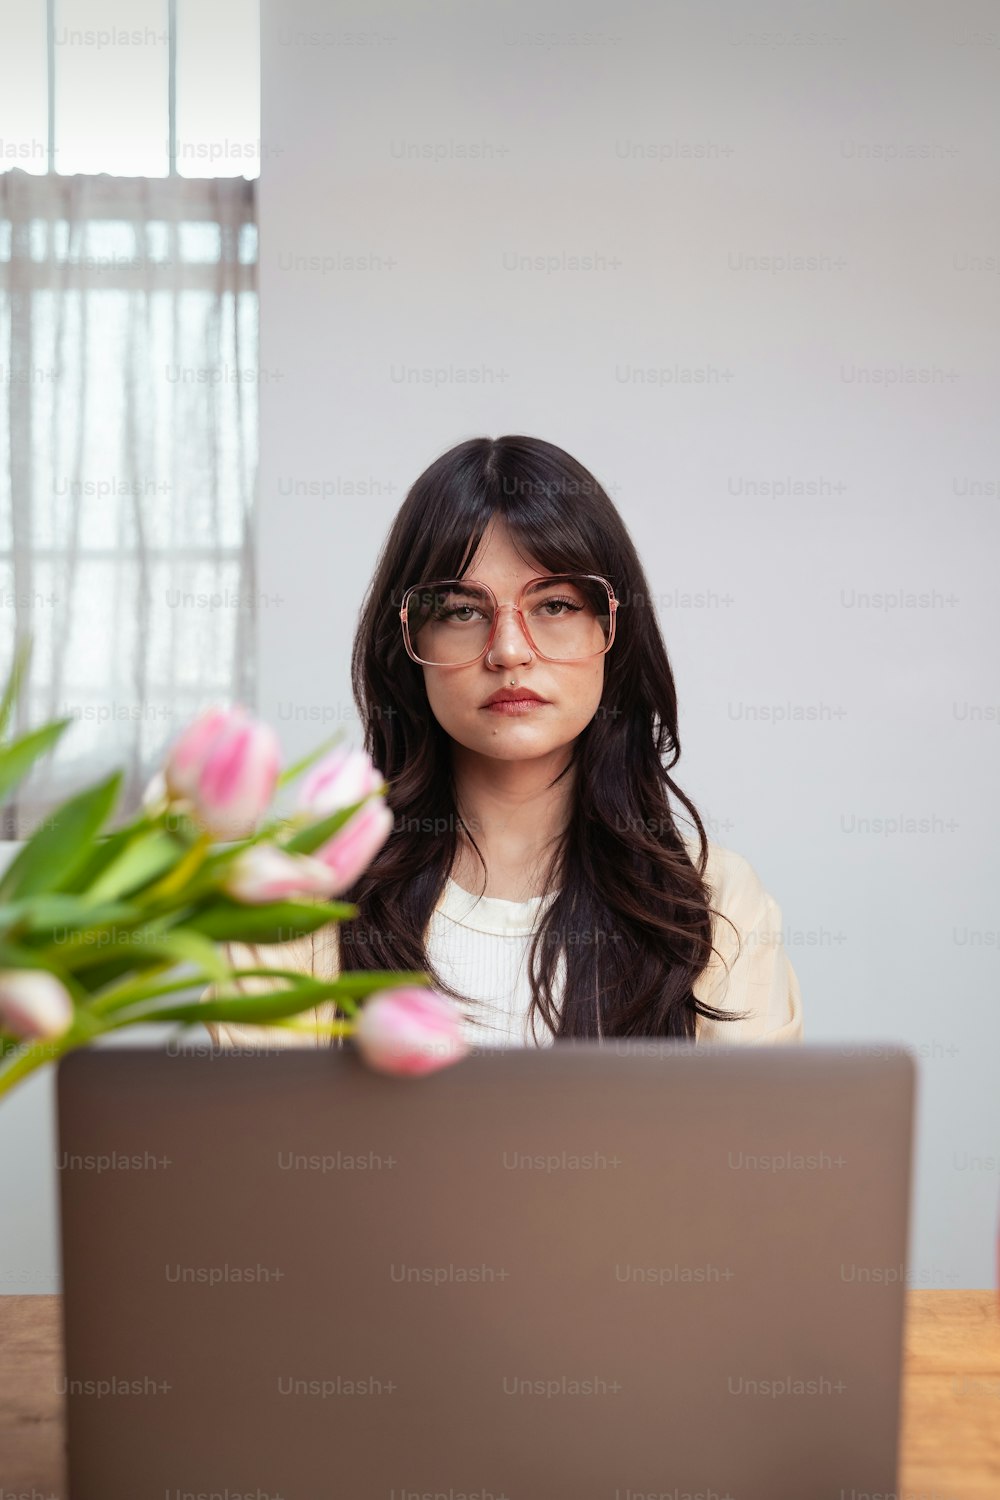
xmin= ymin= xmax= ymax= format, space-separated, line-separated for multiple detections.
xmin=405 ymin=575 xmax=612 ymax=665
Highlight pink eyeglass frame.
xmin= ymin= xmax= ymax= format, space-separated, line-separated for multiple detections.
xmin=399 ymin=572 xmax=619 ymax=666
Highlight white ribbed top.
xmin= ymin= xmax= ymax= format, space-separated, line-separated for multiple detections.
xmin=204 ymin=834 xmax=805 ymax=1051
xmin=425 ymin=876 xmax=564 ymax=1050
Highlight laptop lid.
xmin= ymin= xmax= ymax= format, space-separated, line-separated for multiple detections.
xmin=56 ymin=1041 xmax=916 ymax=1499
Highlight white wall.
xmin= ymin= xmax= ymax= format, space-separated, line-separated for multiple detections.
xmin=3 ymin=0 xmax=998 ymax=1290
xmin=255 ymin=0 xmax=999 ymax=1288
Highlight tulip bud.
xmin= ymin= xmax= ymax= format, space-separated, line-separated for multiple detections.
xmin=295 ymin=745 xmax=385 ymax=820
xmin=223 ymin=844 xmax=337 ymax=904
xmin=0 ymin=969 xmax=74 ymax=1041
xmin=164 ymin=706 xmax=235 ymax=802
xmin=140 ymin=768 xmax=169 ymax=817
xmin=353 ymin=987 xmax=469 ymax=1076
xmin=312 ymin=798 xmax=393 ymax=898
xmin=164 ymin=705 xmax=280 ymax=841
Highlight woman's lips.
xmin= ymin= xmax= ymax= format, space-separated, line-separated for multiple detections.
xmin=481 ymin=699 xmax=549 ymax=715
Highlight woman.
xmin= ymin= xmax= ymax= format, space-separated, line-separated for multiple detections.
xmin=202 ymin=434 xmax=803 ymax=1050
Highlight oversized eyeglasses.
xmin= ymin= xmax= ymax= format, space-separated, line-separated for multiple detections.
xmin=399 ymin=573 xmax=618 ymax=667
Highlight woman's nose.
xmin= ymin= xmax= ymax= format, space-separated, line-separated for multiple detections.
xmin=488 ymin=604 xmax=534 ymax=665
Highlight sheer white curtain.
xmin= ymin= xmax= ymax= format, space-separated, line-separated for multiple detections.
xmin=0 ymin=167 xmax=258 ymax=838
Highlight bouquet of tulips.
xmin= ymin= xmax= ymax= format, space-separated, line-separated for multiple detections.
xmin=0 ymin=641 xmax=468 ymax=1103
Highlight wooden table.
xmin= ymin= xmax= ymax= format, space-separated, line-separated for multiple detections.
xmin=2 ymin=1292 xmax=999 ymax=1495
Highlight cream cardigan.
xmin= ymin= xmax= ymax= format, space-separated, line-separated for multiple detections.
xmin=199 ymin=833 xmax=804 ymax=1050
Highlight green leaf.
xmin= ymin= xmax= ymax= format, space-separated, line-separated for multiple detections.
xmin=136 ymin=927 xmax=229 ymax=982
xmin=2 ymin=896 xmax=140 ymax=940
xmin=0 ymin=938 xmax=48 ymax=969
xmin=184 ymin=898 xmax=356 ymax=944
xmin=0 ymin=720 xmax=73 ymax=807
xmin=97 ymin=977 xmax=334 ymax=1027
xmin=65 ymin=953 xmax=167 ymax=995
xmin=75 ymin=959 xmax=174 ymax=1013
xmin=89 ymin=966 xmax=431 ymax=1033
xmin=55 ymin=825 xmax=141 ymax=895
xmin=0 ymin=769 xmax=123 ymax=903
xmin=0 ymin=894 xmax=90 ymax=935
xmin=275 ymin=730 xmax=348 ymax=791
xmin=122 ymin=990 xmax=337 ymax=1026
xmin=50 ymin=920 xmax=229 ymax=983
xmin=281 ymin=794 xmax=378 ymax=856
xmin=323 ymin=969 xmax=431 ymax=997
xmin=89 ymin=962 xmax=333 ymax=1017
xmin=86 ymin=830 xmax=186 ymax=903
xmin=0 ymin=634 xmax=32 ymax=742
xmin=118 ymin=968 xmax=427 ymax=1027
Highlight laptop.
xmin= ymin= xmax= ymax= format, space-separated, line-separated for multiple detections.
xmin=56 ymin=1040 xmax=916 ymax=1499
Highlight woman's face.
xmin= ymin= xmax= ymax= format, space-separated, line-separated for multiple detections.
xmin=419 ymin=518 xmax=607 ymax=764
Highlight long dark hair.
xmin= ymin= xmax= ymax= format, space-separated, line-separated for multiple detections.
xmin=340 ymin=434 xmax=749 ymax=1039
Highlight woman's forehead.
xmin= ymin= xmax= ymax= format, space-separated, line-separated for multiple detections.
xmin=462 ymin=517 xmax=544 ymax=581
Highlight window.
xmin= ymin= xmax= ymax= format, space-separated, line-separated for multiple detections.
xmin=0 ymin=0 xmax=261 ymax=179
xmin=0 ymin=1 xmax=261 ymax=837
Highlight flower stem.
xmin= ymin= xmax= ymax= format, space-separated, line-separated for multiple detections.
xmin=142 ymin=829 xmax=213 ymax=902
xmin=87 ymin=960 xmax=177 ymax=1015
xmin=0 ymin=1019 xmax=105 ymax=1101
xmin=268 ymin=1019 xmax=354 ymax=1037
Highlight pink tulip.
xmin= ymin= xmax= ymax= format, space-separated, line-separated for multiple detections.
xmin=223 ymin=845 xmax=337 ymax=904
xmin=353 ymin=987 xmax=469 ymax=1076
xmin=164 ymin=706 xmax=233 ymax=802
xmin=164 ymin=705 xmax=281 ymax=841
xmin=296 ymin=745 xmax=385 ymax=820
xmin=0 ymin=970 xmax=74 ymax=1041
xmin=313 ymin=797 xmax=394 ymax=898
